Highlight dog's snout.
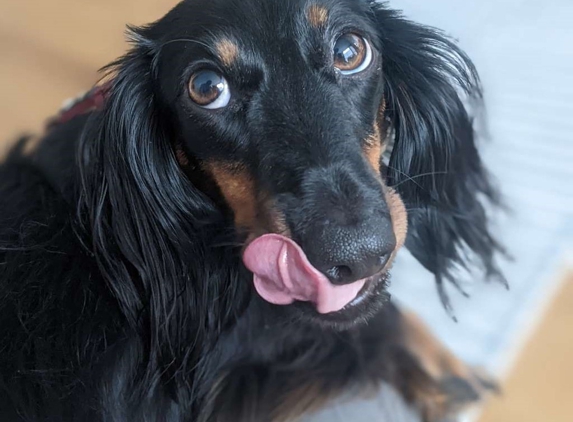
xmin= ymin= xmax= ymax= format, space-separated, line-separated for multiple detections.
xmin=318 ymin=222 xmax=395 ymax=285
xmin=296 ymin=165 xmax=397 ymax=285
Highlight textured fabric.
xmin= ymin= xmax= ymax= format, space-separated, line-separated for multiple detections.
xmin=303 ymin=383 xmax=422 ymax=422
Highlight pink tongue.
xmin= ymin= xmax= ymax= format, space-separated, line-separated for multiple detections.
xmin=242 ymin=234 xmax=366 ymax=314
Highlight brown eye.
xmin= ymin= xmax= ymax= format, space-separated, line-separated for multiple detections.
xmin=188 ymin=69 xmax=230 ymax=109
xmin=333 ymin=34 xmax=372 ymax=75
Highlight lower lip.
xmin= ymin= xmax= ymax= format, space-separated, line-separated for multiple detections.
xmin=340 ymin=273 xmax=384 ymax=310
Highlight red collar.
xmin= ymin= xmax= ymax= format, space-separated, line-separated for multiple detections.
xmin=47 ymin=82 xmax=111 ymax=129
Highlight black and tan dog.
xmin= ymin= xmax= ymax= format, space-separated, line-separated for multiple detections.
xmin=0 ymin=1 xmax=504 ymax=421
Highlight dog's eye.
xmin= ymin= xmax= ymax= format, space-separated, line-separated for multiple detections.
xmin=333 ymin=34 xmax=372 ymax=75
xmin=188 ymin=69 xmax=231 ymax=109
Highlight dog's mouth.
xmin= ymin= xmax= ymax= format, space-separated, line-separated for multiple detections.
xmin=242 ymin=234 xmax=384 ymax=314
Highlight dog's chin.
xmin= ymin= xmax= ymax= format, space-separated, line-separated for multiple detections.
xmin=291 ymin=272 xmax=391 ymax=331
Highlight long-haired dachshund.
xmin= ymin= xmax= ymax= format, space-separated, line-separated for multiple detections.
xmin=0 ymin=1 xmax=505 ymax=421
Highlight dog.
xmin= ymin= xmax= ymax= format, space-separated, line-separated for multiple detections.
xmin=0 ymin=0 xmax=505 ymax=421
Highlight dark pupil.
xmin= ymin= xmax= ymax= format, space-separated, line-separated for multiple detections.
xmin=334 ymin=36 xmax=359 ymax=65
xmin=193 ymin=70 xmax=223 ymax=101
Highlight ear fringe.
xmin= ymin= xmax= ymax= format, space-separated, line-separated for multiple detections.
xmin=372 ymin=3 xmax=507 ymax=313
xmin=77 ymin=39 xmax=249 ymax=400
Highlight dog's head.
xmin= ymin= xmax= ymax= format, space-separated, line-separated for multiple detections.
xmin=80 ymin=0 xmax=503 ymax=329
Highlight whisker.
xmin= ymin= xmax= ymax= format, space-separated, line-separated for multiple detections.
xmin=390 ymin=170 xmax=450 ymax=189
xmin=157 ymin=38 xmax=213 ymax=51
xmin=385 ymin=165 xmax=427 ymax=191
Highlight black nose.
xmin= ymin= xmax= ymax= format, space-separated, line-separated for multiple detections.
xmin=307 ymin=221 xmax=396 ymax=286
xmin=326 ymin=246 xmax=391 ymax=285
xmin=293 ymin=164 xmax=398 ymax=285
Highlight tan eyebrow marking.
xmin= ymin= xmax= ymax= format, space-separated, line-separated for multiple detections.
xmin=307 ymin=4 xmax=329 ymax=28
xmin=216 ymin=39 xmax=239 ymax=67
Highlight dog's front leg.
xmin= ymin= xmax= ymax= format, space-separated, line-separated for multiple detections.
xmin=380 ymin=308 xmax=496 ymax=422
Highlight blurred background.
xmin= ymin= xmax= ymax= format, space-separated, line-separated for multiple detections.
xmin=0 ymin=0 xmax=571 ymax=421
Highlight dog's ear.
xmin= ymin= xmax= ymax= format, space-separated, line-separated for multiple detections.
xmin=372 ymin=5 xmax=506 ymax=312
xmin=77 ymin=28 xmax=245 ymax=351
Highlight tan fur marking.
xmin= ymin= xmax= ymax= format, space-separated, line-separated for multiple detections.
xmin=363 ymin=98 xmax=389 ymax=173
xmin=261 ymin=197 xmax=291 ymax=237
xmin=364 ymin=112 xmax=407 ymax=267
xmin=242 ymin=198 xmax=291 ymax=246
xmin=363 ymin=124 xmax=383 ymax=172
xmin=402 ymin=312 xmax=453 ymax=379
xmin=307 ymin=4 xmax=329 ymax=28
xmin=379 ymin=99 xmax=387 ymax=117
xmin=400 ymin=311 xmax=490 ymax=420
xmin=384 ymin=186 xmax=408 ymax=249
xmin=377 ymin=100 xmax=388 ymax=156
xmin=216 ymin=39 xmax=239 ymax=67
xmin=205 ymin=162 xmax=257 ymax=229
xmin=201 ymin=163 xmax=291 ymax=241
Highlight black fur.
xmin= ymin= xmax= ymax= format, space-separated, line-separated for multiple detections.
xmin=0 ymin=1 xmax=503 ymax=421
xmin=376 ymin=7 xmax=506 ymax=311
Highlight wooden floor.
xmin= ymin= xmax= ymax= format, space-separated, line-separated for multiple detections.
xmin=0 ymin=0 xmax=180 ymax=144
xmin=1 ymin=1 xmax=572 ymax=421
xmin=480 ymin=274 xmax=573 ymax=422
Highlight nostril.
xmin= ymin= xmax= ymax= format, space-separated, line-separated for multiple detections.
xmin=378 ymin=252 xmax=390 ymax=270
xmin=326 ymin=252 xmax=391 ymax=286
xmin=327 ymin=265 xmax=353 ymax=284
xmin=307 ymin=219 xmax=397 ymax=286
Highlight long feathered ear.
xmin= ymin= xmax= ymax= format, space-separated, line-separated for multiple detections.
xmin=77 ymin=29 xmax=247 ymax=374
xmin=372 ymin=4 xmax=506 ymax=313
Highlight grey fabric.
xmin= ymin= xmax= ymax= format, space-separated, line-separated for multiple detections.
xmin=303 ymin=383 xmax=422 ymax=422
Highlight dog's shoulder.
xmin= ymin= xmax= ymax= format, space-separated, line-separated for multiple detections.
xmin=0 ymin=121 xmax=99 ymax=314
xmin=0 ymin=125 xmax=126 ymax=419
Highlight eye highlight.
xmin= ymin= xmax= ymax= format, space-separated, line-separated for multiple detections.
xmin=188 ymin=69 xmax=231 ymax=109
xmin=333 ymin=34 xmax=372 ymax=75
